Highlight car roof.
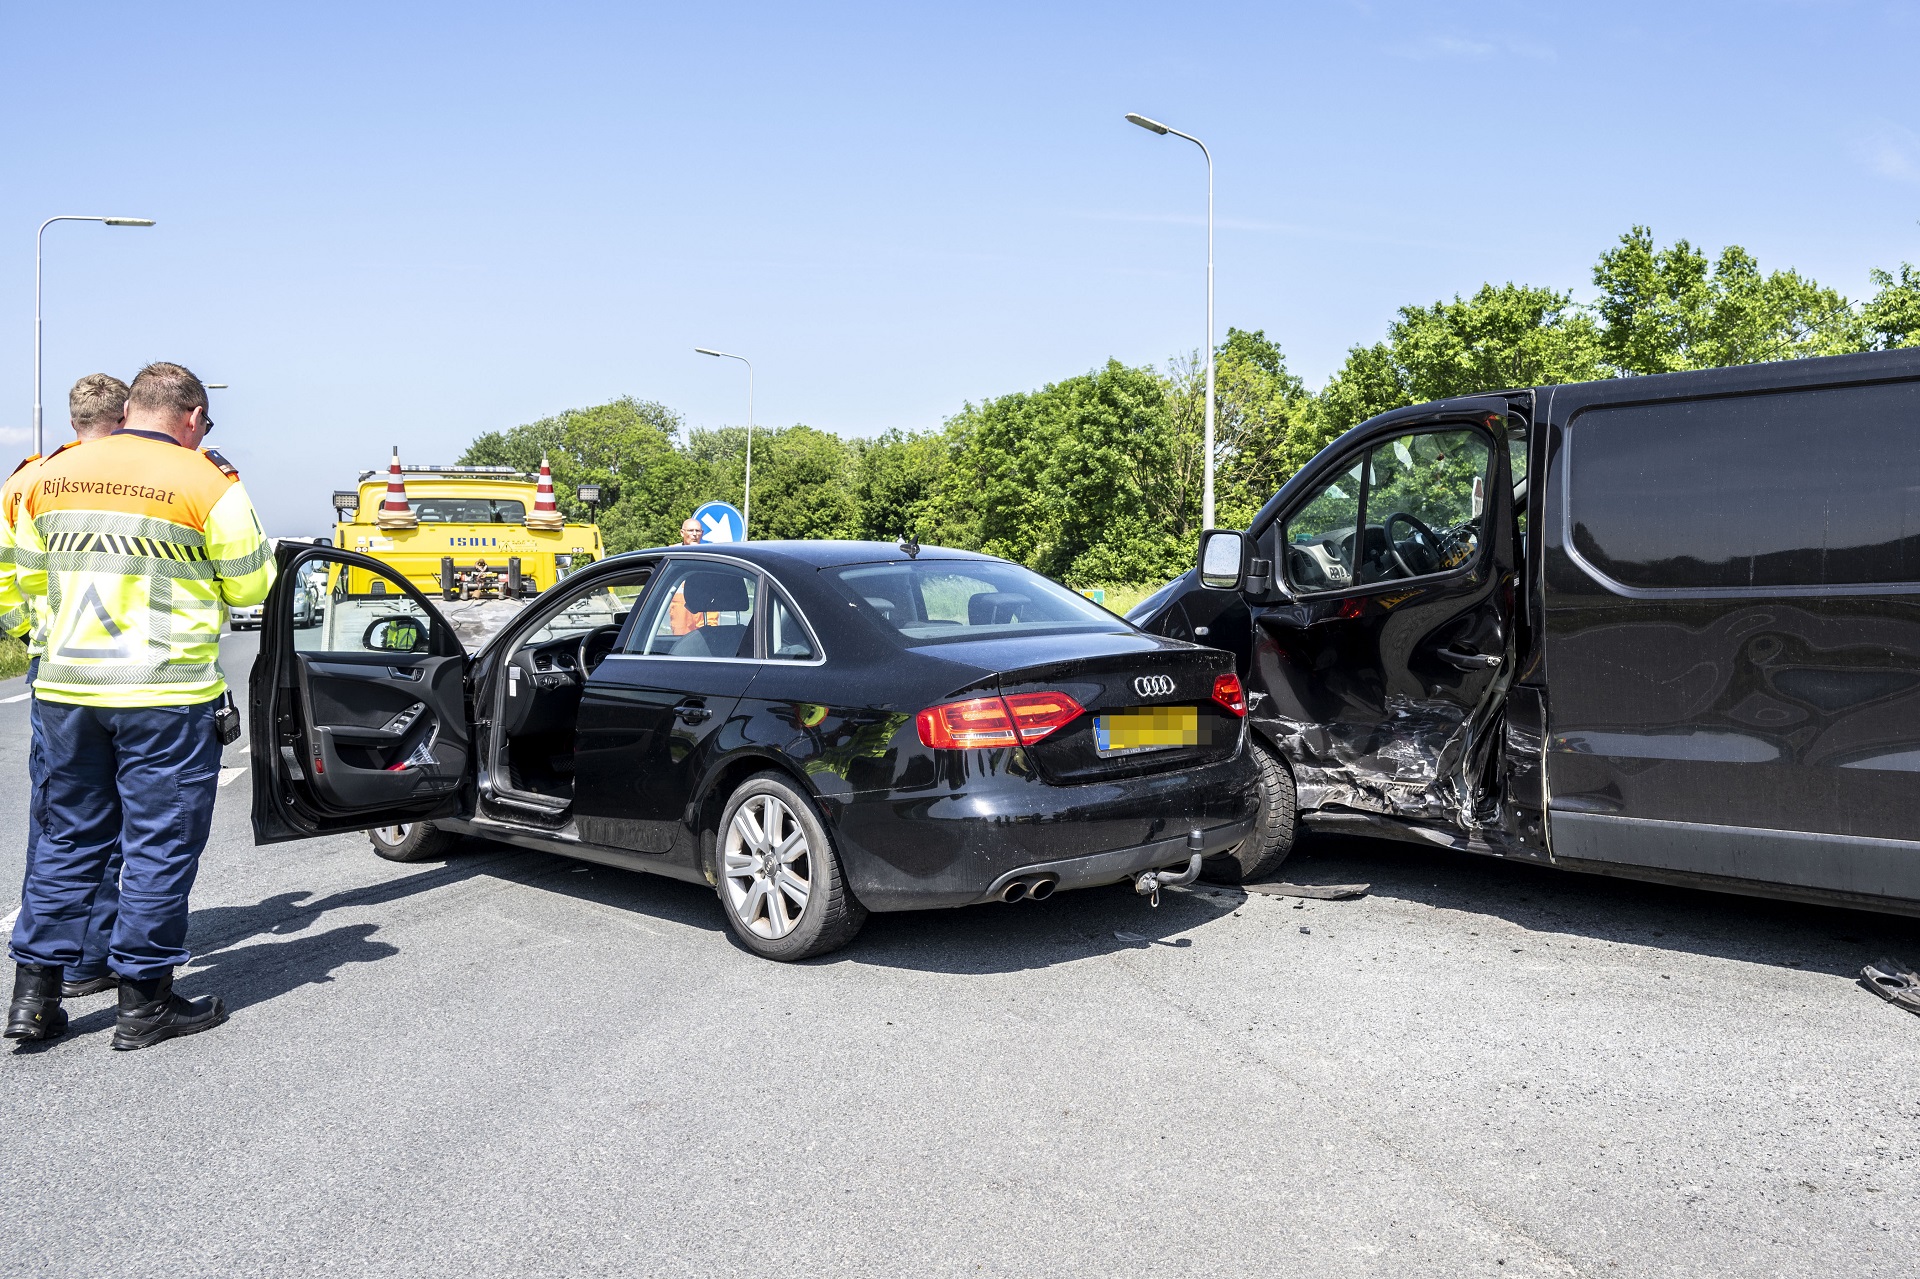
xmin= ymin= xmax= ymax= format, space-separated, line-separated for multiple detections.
xmin=602 ymin=540 xmax=1002 ymax=571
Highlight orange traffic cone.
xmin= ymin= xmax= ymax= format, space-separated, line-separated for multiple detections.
xmin=525 ymin=454 xmax=564 ymax=529
xmin=375 ymin=446 xmax=417 ymax=530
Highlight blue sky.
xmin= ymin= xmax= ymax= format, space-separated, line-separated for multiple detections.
xmin=4 ymin=1 xmax=1916 ymax=534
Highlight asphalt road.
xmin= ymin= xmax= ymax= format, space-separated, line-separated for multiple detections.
xmin=3 ymin=628 xmax=1918 ymax=1277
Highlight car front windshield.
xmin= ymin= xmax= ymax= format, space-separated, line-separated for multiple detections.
xmin=828 ymin=560 xmax=1124 ymax=645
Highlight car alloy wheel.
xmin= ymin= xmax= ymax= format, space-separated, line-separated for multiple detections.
xmin=721 ymin=793 xmax=814 ymax=939
xmin=368 ymin=821 xmax=456 ymax=864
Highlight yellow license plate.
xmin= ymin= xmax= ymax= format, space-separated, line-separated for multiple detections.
xmin=1094 ymin=706 xmax=1199 ymax=756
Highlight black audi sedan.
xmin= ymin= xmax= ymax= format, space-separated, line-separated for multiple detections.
xmin=249 ymin=540 xmax=1260 ymax=959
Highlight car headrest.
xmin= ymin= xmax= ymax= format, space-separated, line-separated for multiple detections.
xmin=680 ymin=570 xmax=751 ymax=614
xmin=863 ymin=595 xmax=896 ymax=620
xmin=967 ymin=591 xmax=1029 ymax=626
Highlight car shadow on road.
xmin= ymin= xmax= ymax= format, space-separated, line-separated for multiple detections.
xmin=457 ymin=838 xmax=1242 ymax=973
xmin=1285 ymin=832 xmax=1920 ymax=980
xmin=185 ymin=841 xmax=517 ymax=957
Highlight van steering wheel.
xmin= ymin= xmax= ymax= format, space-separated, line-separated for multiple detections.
xmin=1382 ymin=511 xmax=1441 ymax=578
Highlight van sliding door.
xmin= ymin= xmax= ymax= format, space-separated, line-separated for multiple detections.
xmin=1541 ymin=376 xmax=1920 ymax=903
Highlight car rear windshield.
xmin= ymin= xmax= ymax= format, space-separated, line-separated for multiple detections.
xmin=827 ymin=560 xmax=1124 ymax=645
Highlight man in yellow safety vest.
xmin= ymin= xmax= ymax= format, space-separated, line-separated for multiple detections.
xmin=0 ymin=373 xmax=130 ymax=1003
xmin=4 ymin=362 xmax=275 ymax=1050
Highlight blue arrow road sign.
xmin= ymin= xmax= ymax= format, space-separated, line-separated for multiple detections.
xmin=693 ymin=501 xmax=746 ymax=544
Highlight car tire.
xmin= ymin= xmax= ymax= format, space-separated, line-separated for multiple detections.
xmin=1200 ymin=739 xmax=1297 ymax=884
xmin=712 ymin=772 xmax=866 ymax=962
xmin=368 ymin=821 xmax=458 ymax=863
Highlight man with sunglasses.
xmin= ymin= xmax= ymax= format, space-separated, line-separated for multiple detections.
xmin=4 ymin=362 xmax=274 ymax=1049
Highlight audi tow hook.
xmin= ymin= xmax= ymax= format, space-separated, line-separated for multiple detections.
xmin=1135 ymin=832 xmax=1207 ymax=907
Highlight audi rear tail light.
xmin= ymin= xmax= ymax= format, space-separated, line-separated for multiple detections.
xmin=1211 ymin=673 xmax=1247 ymax=717
xmin=1002 ymin=691 xmax=1084 ymax=743
xmin=916 ymin=691 xmax=1086 ymax=749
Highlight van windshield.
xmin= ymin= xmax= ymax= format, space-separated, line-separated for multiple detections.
xmin=828 ymin=560 xmax=1123 ymax=645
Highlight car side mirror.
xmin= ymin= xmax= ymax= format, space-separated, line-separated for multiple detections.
xmin=1197 ymin=529 xmax=1247 ymax=591
xmin=364 ymin=615 xmax=429 ymax=653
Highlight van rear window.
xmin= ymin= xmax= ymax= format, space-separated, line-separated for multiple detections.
xmin=1567 ymin=381 xmax=1920 ymax=590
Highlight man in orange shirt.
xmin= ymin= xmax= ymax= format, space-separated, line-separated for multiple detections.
xmin=669 ymin=515 xmax=711 ymax=634
xmin=0 ymin=374 xmax=128 ymax=1004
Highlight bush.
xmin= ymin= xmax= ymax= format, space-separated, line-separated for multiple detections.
xmin=0 ymin=634 xmax=27 ymax=681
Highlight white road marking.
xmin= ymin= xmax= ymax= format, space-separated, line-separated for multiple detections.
xmin=0 ymin=907 xmax=17 ymax=934
xmin=218 ymin=767 xmax=246 ymax=787
xmin=1 ymin=691 xmax=31 ymax=703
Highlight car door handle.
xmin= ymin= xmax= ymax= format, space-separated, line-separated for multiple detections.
xmin=1437 ymin=647 xmax=1501 ymax=670
xmin=673 ymin=700 xmax=711 ymax=724
xmin=388 ymin=666 xmax=423 ymax=681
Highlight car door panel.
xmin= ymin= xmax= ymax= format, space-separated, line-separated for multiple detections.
xmin=569 ymin=557 xmax=765 ymax=855
xmin=1252 ymin=405 xmax=1517 ymax=829
xmin=250 ymin=545 xmax=472 ymax=844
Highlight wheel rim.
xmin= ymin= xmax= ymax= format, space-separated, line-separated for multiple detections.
xmin=722 ymin=794 xmax=813 ymax=940
xmin=374 ymin=824 xmax=413 ymax=846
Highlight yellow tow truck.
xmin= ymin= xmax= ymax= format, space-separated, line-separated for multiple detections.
xmin=321 ymin=461 xmax=604 ymax=650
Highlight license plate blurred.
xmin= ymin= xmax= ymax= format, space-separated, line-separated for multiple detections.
xmin=1093 ymin=706 xmax=1198 ymax=757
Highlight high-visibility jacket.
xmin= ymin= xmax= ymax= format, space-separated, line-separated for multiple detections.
xmin=0 ymin=440 xmax=80 ymax=655
xmin=16 ymin=429 xmax=276 ymax=707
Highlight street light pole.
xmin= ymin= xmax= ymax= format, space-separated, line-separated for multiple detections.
xmin=34 ymin=215 xmax=155 ymax=456
xmin=1124 ymin=113 xmax=1215 ymax=529
xmin=694 ymin=347 xmax=754 ymax=538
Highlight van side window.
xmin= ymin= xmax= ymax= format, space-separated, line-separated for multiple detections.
xmin=1283 ymin=428 xmax=1493 ymax=594
xmin=1567 ymin=381 xmax=1920 ymax=591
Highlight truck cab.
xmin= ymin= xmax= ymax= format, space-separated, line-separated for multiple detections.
xmin=331 ymin=465 xmax=602 ymax=602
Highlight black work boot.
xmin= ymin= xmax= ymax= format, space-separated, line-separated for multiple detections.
xmin=111 ymin=973 xmax=227 ymax=1052
xmin=5 ymin=963 xmax=69 ymax=1042
xmin=63 ymin=972 xmax=119 ymax=998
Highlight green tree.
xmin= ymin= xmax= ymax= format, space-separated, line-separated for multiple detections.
xmin=742 ymin=425 xmax=862 ymax=541
xmin=458 ymin=396 xmax=699 ymax=553
xmin=1593 ymin=226 xmax=1863 ymax=373
xmin=1861 ymin=263 xmax=1920 ymax=350
xmin=1391 ymin=282 xmax=1604 ymax=401
xmin=854 ymin=427 xmax=955 ymax=543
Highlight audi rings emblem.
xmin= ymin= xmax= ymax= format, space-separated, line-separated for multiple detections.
xmin=1134 ymin=674 xmax=1176 ymax=698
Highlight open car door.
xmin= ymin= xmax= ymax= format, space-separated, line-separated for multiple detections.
xmin=250 ymin=544 xmax=473 ymax=844
xmin=1249 ymin=398 xmax=1519 ymax=830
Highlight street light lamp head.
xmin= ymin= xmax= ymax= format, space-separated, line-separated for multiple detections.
xmin=694 ymin=348 xmax=722 ymax=357
xmin=1125 ymin=113 xmax=1170 ymax=135
xmin=204 ymin=383 xmax=229 ymax=389
xmin=102 ymin=218 xmax=156 ymax=227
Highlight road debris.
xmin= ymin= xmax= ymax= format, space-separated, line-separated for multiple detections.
xmin=1860 ymin=957 xmax=1920 ymax=1016
xmin=1244 ymin=881 xmax=1370 ymax=901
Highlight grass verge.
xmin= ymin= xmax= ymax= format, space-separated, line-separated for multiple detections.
xmin=0 ymin=633 xmax=26 ymax=681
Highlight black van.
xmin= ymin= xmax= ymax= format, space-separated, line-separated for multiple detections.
xmin=1132 ymin=348 xmax=1920 ymax=917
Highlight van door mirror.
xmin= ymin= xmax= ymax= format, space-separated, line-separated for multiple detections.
xmin=1198 ymin=530 xmax=1247 ymax=590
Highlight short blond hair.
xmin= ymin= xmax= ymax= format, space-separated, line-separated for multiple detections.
xmin=69 ymin=373 xmax=129 ymax=432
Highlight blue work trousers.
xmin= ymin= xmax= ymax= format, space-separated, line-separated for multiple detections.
xmin=19 ymin=657 xmax=123 ymax=979
xmin=9 ymin=698 xmax=221 ymax=980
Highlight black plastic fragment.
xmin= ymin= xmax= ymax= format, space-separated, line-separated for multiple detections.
xmin=1860 ymin=957 xmax=1920 ymax=1016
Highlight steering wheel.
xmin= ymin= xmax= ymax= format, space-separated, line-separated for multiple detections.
xmin=576 ymin=624 xmax=621 ymax=677
xmin=1381 ymin=511 xmax=1442 ymax=579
